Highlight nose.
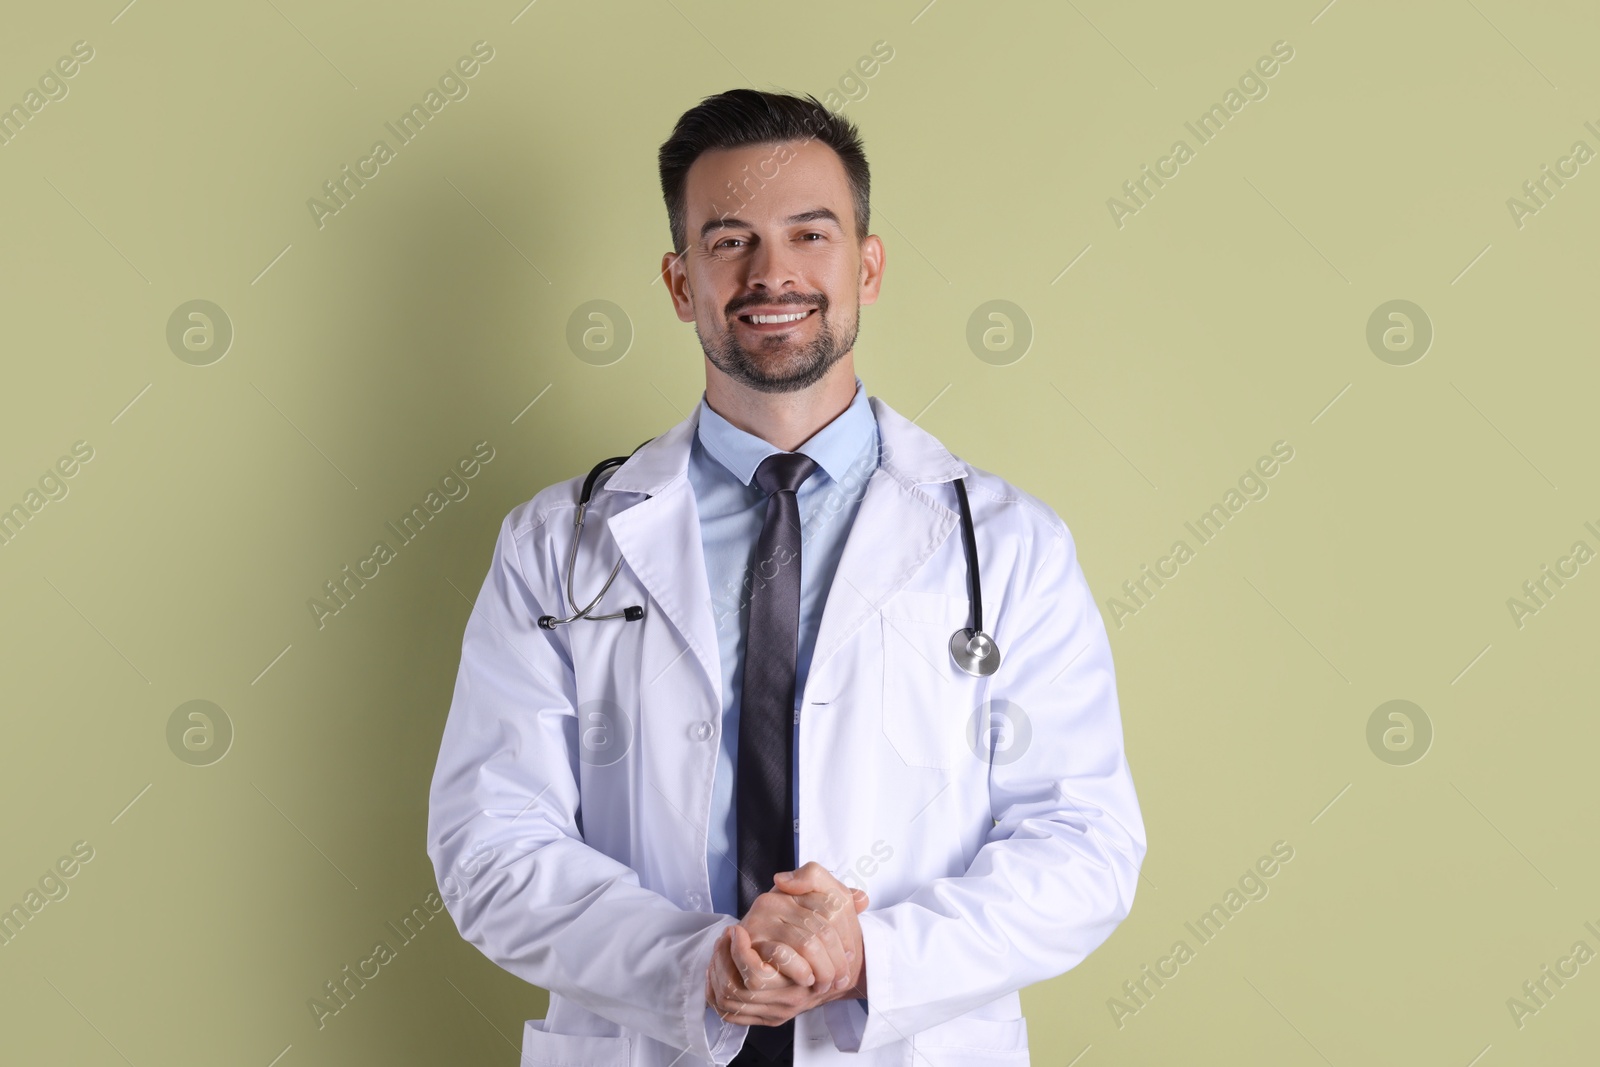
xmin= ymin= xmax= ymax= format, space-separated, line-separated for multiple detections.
xmin=743 ymin=235 xmax=802 ymax=295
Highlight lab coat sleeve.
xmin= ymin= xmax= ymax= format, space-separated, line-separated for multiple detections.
xmin=427 ymin=510 xmax=747 ymax=1064
xmin=840 ymin=518 xmax=1147 ymax=1052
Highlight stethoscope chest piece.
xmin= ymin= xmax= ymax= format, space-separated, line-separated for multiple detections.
xmin=950 ymin=627 xmax=1001 ymax=677
xmin=946 ymin=476 xmax=1002 ymax=677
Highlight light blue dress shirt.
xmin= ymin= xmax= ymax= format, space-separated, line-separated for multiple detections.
xmin=688 ymin=375 xmax=880 ymax=921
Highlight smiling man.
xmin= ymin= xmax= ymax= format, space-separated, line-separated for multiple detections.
xmin=658 ymin=96 xmax=887 ymax=1064
xmin=427 ymin=88 xmax=1145 ymax=1067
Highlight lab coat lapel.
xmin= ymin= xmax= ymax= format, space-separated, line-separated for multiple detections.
xmin=602 ymin=410 xmax=724 ymax=711
xmin=596 ymin=393 xmax=970 ymax=712
xmin=807 ymin=395 xmax=968 ymax=682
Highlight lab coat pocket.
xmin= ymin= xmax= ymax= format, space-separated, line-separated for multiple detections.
xmin=912 ymin=1014 xmax=1030 ymax=1064
xmin=520 ymin=1017 xmax=632 ymax=1066
xmin=879 ymin=590 xmax=972 ymax=770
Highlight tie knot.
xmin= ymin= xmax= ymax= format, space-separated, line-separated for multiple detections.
xmin=754 ymin=451 xmax=819 ymax=495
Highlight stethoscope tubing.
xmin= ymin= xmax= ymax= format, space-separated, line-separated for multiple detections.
xmin=536 ymin=451 xmax=643 ymax=629
xmin=538 ymin=444 xmax=1001 ymax=676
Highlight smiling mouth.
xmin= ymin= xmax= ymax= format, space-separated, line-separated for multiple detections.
xmin=736 ymin=308 xmax=817 ymax=328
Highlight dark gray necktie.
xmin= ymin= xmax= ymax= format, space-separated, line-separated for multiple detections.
xmin=735 ymin=451 xmax=817 ymax=1065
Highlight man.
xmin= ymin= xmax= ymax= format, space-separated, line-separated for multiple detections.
xmin=427 ymin=89 xmax=1146 ymax=1066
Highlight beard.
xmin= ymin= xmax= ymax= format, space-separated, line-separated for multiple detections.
xmin=696 ymin=292 xmax=859 ymax=394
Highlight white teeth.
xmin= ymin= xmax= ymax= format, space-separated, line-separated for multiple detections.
xmin=747 ymin=311 xmax=810 ymax=324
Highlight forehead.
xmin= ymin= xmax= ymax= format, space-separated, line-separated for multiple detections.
xmin=684 ymin=138 xmax=852 ymax=233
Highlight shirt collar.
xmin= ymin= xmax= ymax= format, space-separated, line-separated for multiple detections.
xmin=695 ymin=375 xmax=876 ymax=487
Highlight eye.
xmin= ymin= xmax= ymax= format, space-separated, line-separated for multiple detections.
xmin=798 ymin=232 xmax=825 ymax=241
xmin=714 ymin=237 xmax=746 ymax=249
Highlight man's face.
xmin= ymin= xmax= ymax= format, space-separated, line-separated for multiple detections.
xmin=662 ymin=138 xmax=884 ymax=394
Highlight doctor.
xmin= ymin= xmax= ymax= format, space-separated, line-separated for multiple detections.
xmin=426 ymin=88 xmax=1146 ymax=1066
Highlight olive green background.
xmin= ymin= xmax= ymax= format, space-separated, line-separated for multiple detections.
xmin=2 ymin=0 xmax=1597 ymax=1063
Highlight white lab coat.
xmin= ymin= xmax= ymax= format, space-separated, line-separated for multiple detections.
xmin=426 ymin=394 xmax=1146 ymax=1066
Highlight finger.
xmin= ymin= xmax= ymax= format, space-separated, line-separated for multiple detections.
xmin=773 ymin=906 xmax=845 ymax=990
xmin=728 ymin=925 xmax=764 ymax=982
xmin=772 ymin=858 xmax=837 ymax=895
xmin=738 ymin=909 xmax=816 ymax=988
xmin=787 ymin=889 xmax=864 ymax=972
xmin=714 ymin=937 xmax=807 ymax=1018
xmin=783 ymin=891 xmax=855 ymax=981
xmin=734 ymin=925 xmax=813 ymax=999
xmin=712 ymin=938 xmax=773 ymax=1019
xmin=792 ymin=886 xmax=868 ymax=971
xmin=707 ymin=928 xmax=729 ymax=993
xmin=730 ymin=925 xmax=785 ymax=990
xmin=713 ymin=982 xmax=791 ymax=1027
xmin=754 ymin=934 xmax=816 ymax=988
xmin=719 ymin=1003 xmax=795 ymax=1027
xmin=760 ymin=890 xmax=848 ymax=989
xmin=771 ymin=869 xmax=809 ymax=894
xmin=717 ymin=969 xmax=810 ymax=1014
xmin=791 ymin=887 xmax=851 ymax=923
xmin=710 ymin=931 xmax=749 ymax=1009
xmin=768 ymin=902 xmax=844 ymax=991
xmin=719 ymin=975 xmax=807 ymax=1011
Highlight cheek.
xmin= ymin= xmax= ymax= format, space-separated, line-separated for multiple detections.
xmin=692 ymin=287 xmax=735 ymax=329
xmin=822 ymin=256 xmax=862 ymax=299
xmin=686 ymin=257 xmax=732 ymax=311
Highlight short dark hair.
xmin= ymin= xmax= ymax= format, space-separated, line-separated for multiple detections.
xmin=658 ymin=89 xmax=870 ymax=254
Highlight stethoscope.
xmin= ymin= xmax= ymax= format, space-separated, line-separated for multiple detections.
xmin=537 ymin=442 xmax=1003 ymax=677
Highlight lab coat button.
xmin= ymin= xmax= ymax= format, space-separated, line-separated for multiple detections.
xmin=690 ymin=720 xmax=713 ymax=742
xmin=793 ymin=818 xmax=800 ymax=833
xmin=685 ymin=892 xmax=704 ymax=909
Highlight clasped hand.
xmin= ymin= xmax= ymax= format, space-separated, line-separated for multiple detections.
xmin=704 ymin=861 xmax=870 ymax=1028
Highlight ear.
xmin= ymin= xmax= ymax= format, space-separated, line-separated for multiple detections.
xmin=660 ymin=249 xmax=696 ymax=323
xmin=857 ymin=234 xmax=885 ymax=307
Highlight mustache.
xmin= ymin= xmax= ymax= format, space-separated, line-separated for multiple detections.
xmin=727 ymin=293 xmax=828 ymax=317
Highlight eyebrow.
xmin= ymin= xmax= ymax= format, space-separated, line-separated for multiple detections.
xmin=699 ymin=207 xmax=843 ymax=242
